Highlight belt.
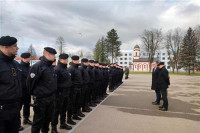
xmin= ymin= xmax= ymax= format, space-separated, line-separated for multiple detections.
xmin=0 ymin=102 xmax=19 ymax=110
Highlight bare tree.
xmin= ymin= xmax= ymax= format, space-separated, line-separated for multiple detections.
xmin=165 ymin=28 xmax=183 ymax=73
xmin=56 ymin=36 xmax=66 ymax=54
xmin=28 ymin=44 xmax=37 ymax=65
xmin=140 ymin=28 xmax=163 ymax=72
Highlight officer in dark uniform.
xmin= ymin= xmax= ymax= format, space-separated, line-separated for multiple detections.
xmin=103 ymin=63 xmax=109 ymax=96
xmin=157 ymin=62 xmax=170 ymax=111
xmin=87 ymin=60 xmax=97 ymax=107
xmin=98 ymin=63 xmax=104 ymax=100
xmin=109 ymin=63 xmax=115 ymax=92
xmin=51 ymin=54 xmax=72 ymax=133
xmin=0 ymin=36 xmax=21 ymax=133
xmin=79 ymin=58 xmax=92 ymax=112
xmin=93 ymin=61 xmax=101 ymax=103
xmin=27 ymin=47 xmax=57 ymax=133
xmin=19 ymin=52 xmax=32 ymax=131
xmin=68 ymin=55 xmax=83 ymax=120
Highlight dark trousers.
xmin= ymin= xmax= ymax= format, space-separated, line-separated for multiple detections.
xmin=95 ymin=81 xmax=101 ymax=98
xmin=81 ymin=85 xmax=89 ymax=108
xmin=155 ymin=90 xmax=161 ymax=104
xmin=20 ymin=93 xmax=31 ymax=120
xmin=51 ymin=92 xmax=70 ymax=127
xmin=31 ymin=96 xmax=54 ymax=133
xmin=109 ymin=79 xmax=114 ymax=91
xmin=0 ymin=102 xmax=20 ymax=133
xmin=160 ymin=89 xmax=168 ymax=108
xmin=71 ymin=88 xmax=82 ymax=116
xmin=90 ymin=84 xmax=96 ymax=102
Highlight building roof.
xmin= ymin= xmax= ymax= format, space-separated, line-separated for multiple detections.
xmin=133 ymin=58 xmax=149 ymax=62
xmin=134 ymin=45 xmax=140 ymax=49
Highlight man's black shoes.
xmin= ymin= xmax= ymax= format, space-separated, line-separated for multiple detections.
xmin=60 ymin=123 xmax=72 ymax=130
xmin=23 ymin=118 xmax=33 ymax=125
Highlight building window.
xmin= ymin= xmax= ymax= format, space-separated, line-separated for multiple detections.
xmin=120 ymin=62 xmax=123 ymax=64
xmin=120 ymin=58 xmax=123 ymax=60
xmin=143 ymin=53 xmax=145 ymax=56
xmin=129 ymin=58 xmax=132 ymax=60
xmin=162 ymin=57 xmax=165 ymax=60
xmin=167 ymin=66 xmax=170 ymax=69
xmin=162 ymin=53 xmax=165 ymax=55
xmin=125 ymin=54 xmax=127 ymax=56
xmin=135 ymin=65 xmax=137 ymax=68
xmin=124 ymin=62 xmax=127 ymax=64
xmin=124 ymin=58 xmax=127 ymax=60
xmin=144 ymin=65 xmax=146 ymax=69
xmin=129 ymin=53 xmax=132 ymax=56
xmin=129 ymin=62 xmax=132 ymax=64
xmin=139 ymin=65 xmax=141 ymax=69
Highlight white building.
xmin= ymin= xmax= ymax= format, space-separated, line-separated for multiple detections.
xmin=111 ymin=45 xmax=173 ymax=71
xmin=114 ymin=50 xmax=134 ymax=69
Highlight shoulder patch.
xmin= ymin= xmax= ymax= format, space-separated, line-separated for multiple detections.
xmin=30 ymin=73 xmax=36 ymax=78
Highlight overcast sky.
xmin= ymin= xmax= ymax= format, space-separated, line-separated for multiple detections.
xmin=0 ymin=0 xmax=199 ymax=56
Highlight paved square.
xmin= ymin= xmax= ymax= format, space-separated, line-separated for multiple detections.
xmin=21 ymin=74 xmax=200 ymax=133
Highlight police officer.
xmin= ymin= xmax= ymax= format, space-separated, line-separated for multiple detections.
xmin=51 ymin=54 xmax=72 ymax=133
xmin=68 ymin=55 xmax=83 ymax=120
xmin=87 ymin=60 xmax=97 ymax=107
xmin=93 ymin=61 xmax=101 ymax=103
xmin=19 ymin=52 xmax=32 ymax=131
xmin=79 ymin=58 xmax=92 ymax=112
xmin=109 ymin=63 xmax=115 ymax=92
xmin=157 ymin=62 xmax=170 ymax=111
xmin=27 ymin=47 xmax=57 ymax=133
xmin=0 ymin=36 xmax=21 ymax=133
xmin=124 ymin=66 xmax=129 ymax=80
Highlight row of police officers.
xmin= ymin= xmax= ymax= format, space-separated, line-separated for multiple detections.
xmin=0 ymin=36 xmax=124 ymax=133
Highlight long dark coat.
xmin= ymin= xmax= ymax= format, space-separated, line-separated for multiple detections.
xmin=151 ymin=67 xmax=159 ymax=90
xmin=157 ymin=67 xmax=170 ymax=90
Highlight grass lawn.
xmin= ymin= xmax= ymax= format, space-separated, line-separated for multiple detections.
xmin=129 ymin=71 xmax=200 ymax=76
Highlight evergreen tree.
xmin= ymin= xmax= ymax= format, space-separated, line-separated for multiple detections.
xmin=179 ymin=27 xmax=198 ymax=75
xmin=106 ymin=29 xmax=121 ymax=63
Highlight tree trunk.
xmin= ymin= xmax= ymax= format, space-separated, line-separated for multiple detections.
xmin=188 ymin=66 xmax=191 ymax=75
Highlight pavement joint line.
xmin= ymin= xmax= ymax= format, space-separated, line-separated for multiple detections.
xmin=20 ymin=84 xmax=123 ymax=133
xmin=68 ymin=84 xmax=122 ymax=133
xmin=104 ymin=105 xmax=200 ymax=116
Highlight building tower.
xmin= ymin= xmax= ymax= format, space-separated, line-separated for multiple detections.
xmin=133 ymin=45 xmax=140 ymax=60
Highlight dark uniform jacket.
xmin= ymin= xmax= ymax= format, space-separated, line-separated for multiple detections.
xmin=79 ymin=64 xmax=90 ymax=85
xmin=151 ymin=67 xmax=159 ymax=90
xmin=68 ymin=62 xmax=82 ymax=88
xmin=26 ymin=56 xmax=57 ymax=98
xmin=20 ymin=61 xmax=30 ymax=96
xmin=94 ymin=66 xmax=100 ymax=81
xmin=108 ymin=67 xmax=114 ymax=81
xmin=54 ymin=61 xmax=72 ymax=92
xmin=157 ymin=67 xmax=170 ymax=90
xmin=87 ymin=65 xmax=95 ymax=85
xmin=0 ymin=51 xmax=22 ymax=103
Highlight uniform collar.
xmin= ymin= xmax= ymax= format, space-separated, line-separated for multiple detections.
xmin=0 ymin=50 xmax=15 ymax=62
xmin=20 ymin=60 xmax=30 ymax=67
xmin=58 ymin=61 xmax=67 ymax=68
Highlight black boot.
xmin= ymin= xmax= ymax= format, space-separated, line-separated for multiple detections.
xmin=23 ymin=118 xmax=33 ymax=125
xmin=19 ymin=126 xmax=24 ymax=131
xmin=60 ymin=123 xmax=72 ymax=130
xmin=72 ymin=115 xmax=82 ymax=120
xmin=67 ymin=118 xmax=76 ymax=125
xmin=78 ymin=110 xmax=85 ymax=117
xmin=51 ymin=126 xmax=59 ymax=133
